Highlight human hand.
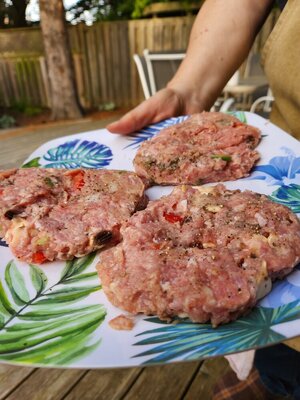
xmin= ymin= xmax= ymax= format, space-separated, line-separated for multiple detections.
xmin=106 ymin=87 xmax=195 ymax=134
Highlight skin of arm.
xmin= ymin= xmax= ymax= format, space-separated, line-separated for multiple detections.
xmin=107 ymin=0 xmax=273 ymax=134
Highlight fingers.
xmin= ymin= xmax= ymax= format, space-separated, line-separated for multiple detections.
xmin=106 ymin=88 xmax=183 ymax=134
xmin=106 ymin=100 xmax=156 ymax=134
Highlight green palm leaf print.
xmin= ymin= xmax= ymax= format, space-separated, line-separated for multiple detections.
xmin=0 ymin=253 xmax=106 ymax=366
xmin=133 ymin=300 xmax=300 ymax=364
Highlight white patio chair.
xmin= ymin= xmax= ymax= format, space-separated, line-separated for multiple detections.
xmin=133 ymin=49 xmax=237 ymax=113
xmin=222 ymin=51 xmax=269 ymax=110
xmin=250 ymin=88 xmax=274 ymax=114
xmin=133 ymin=54 xmax=151 ymax=99
xmin=142 ymin=49 xmax=185 ymax=96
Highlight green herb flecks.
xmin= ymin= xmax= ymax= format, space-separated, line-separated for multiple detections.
xmin=168 ymin=158 xmax=180 ymax=171
xmin=44 ymin=177 xmax=55 ymax=188
xmin=143 ymin=159 xmax=156 ymax=169
xmin=211 ymin=154 xmax=232 ymax=162
xmin=195 ymin=179 xmax=204 ymax=186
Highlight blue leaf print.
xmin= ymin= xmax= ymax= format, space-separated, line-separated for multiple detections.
xmin=43 ymin=140 xmax=113 ymax=169
xmin=132 ymin=300 xmax=300 ymax=364
xmin=124 ymin=116 xmax=189 ymax=149
xmin=251 ymin=151 xmax=300 ymax=186
xmin=269 ymin=184 xmax=300 ymax=213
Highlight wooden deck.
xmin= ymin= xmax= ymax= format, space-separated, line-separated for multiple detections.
xmin=0 ymin=358 xmax=230 ymax=399
xmin=0 ymin=117 xmax=230 ymax=400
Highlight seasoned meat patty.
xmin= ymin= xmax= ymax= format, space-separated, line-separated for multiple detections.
xmin=97 ymin=185 xmax=300 ymax=326
xmin=0 ymin=168 xmax=147 ymax=263
xmin=133 ymin=112 xmax=261 ymax=185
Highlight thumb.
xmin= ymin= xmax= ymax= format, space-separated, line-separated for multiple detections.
xmin=106 ymin=88 xmax=183 ymax=134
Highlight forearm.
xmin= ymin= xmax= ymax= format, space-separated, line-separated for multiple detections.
xmin=168 ymin=0 xmax=273 ymax=111
xmin=107 ymin=0 xmax=274 ymax=134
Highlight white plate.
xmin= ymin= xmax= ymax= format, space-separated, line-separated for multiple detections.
xmin=0 ymin=112 xmax=300 ymax=368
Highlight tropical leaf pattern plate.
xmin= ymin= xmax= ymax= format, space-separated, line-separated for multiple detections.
xmin=1 ymin=112 xmax=300 ymax=368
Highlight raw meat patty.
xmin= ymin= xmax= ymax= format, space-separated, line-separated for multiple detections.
xmin=97 ymin=185 xmax=300 ymax=326
xmin=133 ymin=112 xmax=261 ymax=185
xmin=0 ymin=168 xmax=147 ymax=263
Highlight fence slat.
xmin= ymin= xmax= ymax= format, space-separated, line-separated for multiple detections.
xmin=73 ymin=54 xmax=86 ymax=108
xmin=39 ymin=56 xmax=51 ymax=107
xmin=0 ymin=61 xmax=11 ymax=106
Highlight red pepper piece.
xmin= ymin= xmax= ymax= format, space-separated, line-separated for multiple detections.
xmin=232 ymin=121 xmax=243 ymax=127
xmin=32 ymin=251 xmax=47 ymax=264
xmin=163 ymin=211 xmax=183 ymax=223
xmin=151 ymin=243 xmax=162 ymax=250
xmin=69 ymin=170 xmax=85 ymax=190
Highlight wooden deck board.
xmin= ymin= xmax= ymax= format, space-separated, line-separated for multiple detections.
xmin=63 ymin=368 xmax=142 ymax=400
xmin=5 ymin=368 xmax=85 ymax=400
xmin=123 ymin=362 xmax=201 ymax=400
xmin=0 ymin=117 xmax=122 ymax=170
xmin=183 ymin=358 xmax=230 ymax=400
xmin=0 ymin=364 xmax=35 ymax=399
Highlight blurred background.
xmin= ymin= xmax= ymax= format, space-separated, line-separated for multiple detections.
xmin=0 ymin=0 xmax=279 ymax=129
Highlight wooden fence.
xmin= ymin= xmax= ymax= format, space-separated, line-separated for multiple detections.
xmin=0 ymin=11 xmax=279 ymax=110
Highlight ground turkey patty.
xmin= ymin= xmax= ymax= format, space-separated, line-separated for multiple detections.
xmin=133 ymin=112 xmax=261 ymax=185
xmin=97 ymin=185 xmax=300 ymax=326
xmin=0 ymin=168 xmax=146 ymax=263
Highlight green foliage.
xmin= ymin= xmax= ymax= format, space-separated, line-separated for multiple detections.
xmin=23 ymin=106 xmax=43 ymax=117
xmin=11 ymin=101 xmax=42 ymax=116
xmin=67 ymin=0 xmax=135 ymax=22
xmin=133 ymin=0 xmax=201 ymax=18
xmin=67 ymin=0 xmax=199 ymax=22
xmin=132 ymin=0 xmax=150 ymax=19
xmin=0 ymin=254 xmax=106 ymax=365
xmin=98 ymin=102 xmax=116 ymax=111
xmin=0 ymin=115 xmax=16 ymax=129
xmin=11 ymin=100 xmax=27 ymax=113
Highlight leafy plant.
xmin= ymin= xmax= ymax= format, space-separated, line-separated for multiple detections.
xmin=0 ymin=115 xmax=16 ymax=129
xmin=67 ymin=0 xmax=135 ymax=22
xmin=11 ymin=101 xmax=42 ymax=116
xmin=98 ymin=102 xmax=116 ymax=111
xmin=23 ymin=106 xmax=43 ymax=117
xmin=11 ymin=100 xmax=28 ymax=113
xmin=132 ymin=0 xmax=150 ymax=18
xmin=66 ymin=0 xmax=200 ymax=22
xmin=0 ymin=253 xmax=106 ymax=365
xmin=132 ymin=0 xmax=200 ymax=18
xmin=132 ymin=300 xmax=300 ymax=364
